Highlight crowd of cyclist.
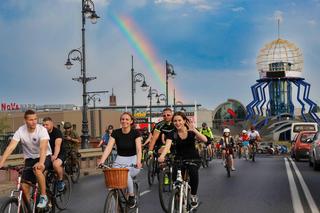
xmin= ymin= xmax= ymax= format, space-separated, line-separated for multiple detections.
xmin=0 ymin=107 xmax=261 ymax=211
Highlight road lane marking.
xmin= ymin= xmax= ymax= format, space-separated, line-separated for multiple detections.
xmin=140 ymin=190 xmax=151 ymax=196
xmin=288 ymin=157 xmax=320 ymax=213
xmin=285 ymin=157 xmax=304 ymax=213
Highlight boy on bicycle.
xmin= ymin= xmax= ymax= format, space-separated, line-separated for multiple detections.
xmin=0 ymin=110 xmax=52 ymax=209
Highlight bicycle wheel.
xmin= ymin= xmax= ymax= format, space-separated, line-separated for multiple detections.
xmin=103 ymin=190 xmax=119 ymax=213
xmin=158 ymin=169 xmax=172 ymax=212
xmin=226 ymin=155 xmax=231 ymax=177
xmin=204 ymin=149 xmax=209 ymax=168
xmin=0 ymin=197 xmax=27 ymax=213
xmin=71 ymin=160 xmax=80 ymax=183
xmin=169 ymin=188 xmax=181 ymax=213
xmin=148 ymin=158 xmax=156 ymax=186
xmin=55 ymin=173 xmax=72 ymax=210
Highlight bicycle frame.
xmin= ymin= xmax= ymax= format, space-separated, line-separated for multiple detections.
xmin=6 ymin=167 xmax=39 ymax=213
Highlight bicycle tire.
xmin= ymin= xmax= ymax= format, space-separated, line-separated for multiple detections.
xmin=158 ymin=169 xmax=172 ymax=213
xmin=103 ymin=190 xmax=119 ymax=213
xmin=204 ymin=149 xmax=209 ymax=168
xmin=71 ymin=160 xmax=80 ymax=183
xmin=169 ymin=188 xmax=181 ymax=213
xmin=226 ymin=155 xmax=231 ymax=177
xmin=0 ymin=197 xmax=28 ymax=213
xmin=55 ymin=174 xmax=72 ymax=210
xmin=147 ymin=158 xmax=156 ymax=186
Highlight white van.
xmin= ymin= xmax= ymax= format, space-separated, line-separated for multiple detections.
xmin=291 ymin=122 xmax=318 ymax=141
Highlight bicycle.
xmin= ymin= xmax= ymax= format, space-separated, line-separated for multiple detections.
xmin=101 ymin=163 xmax=140 ymax=213
xmin=224 ymin=148 xmax=233 ymax=178
xmin=147 ymin=151 xmax=160 ymax=186
xmin=168 ymin=159 xmax=201 ymax=213
xmin=0 ymin=165 xmax=55 ymax=213
xmin=45 ymin=167 xmax=72 ymax=211
xmin=249 ymin=141 xmax=257 ymax=162
xmin=158 ymin=156 xmax=174 ymax=213
xmin=64 ymin=149 xmax=81 ymax=183
xmin=200 ymin=144 xmax=210 ymax=168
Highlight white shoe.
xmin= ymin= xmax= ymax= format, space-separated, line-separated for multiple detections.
xmin=190 ymin=195 xmax=199 ymax=208
xmin=37 ymin=195 xmax=48 ymax=208
xmin=231 ymin=167 xmax=236 ymax=171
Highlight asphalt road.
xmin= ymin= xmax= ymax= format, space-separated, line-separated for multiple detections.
xmin=1 ymin=155 xmax=319 ymax=213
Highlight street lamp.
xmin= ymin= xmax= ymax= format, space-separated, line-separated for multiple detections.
xmin=131 ymin=55 xmax=149 ymax=115
xmin=165 ymin=60 xmax=176 ymax=106
xmin=176 ymin=101 xmax=186 ymax=112
xmin=64 ymin=0 xmax=99 ymax=149
xmin=157 ymin=94 xmax=166 ymax=105
xmin=148 ymin=87 xmax=159 ymax=129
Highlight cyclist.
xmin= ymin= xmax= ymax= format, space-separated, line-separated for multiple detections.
xmin=199 ymin=122 xmax=214 ymax=159
xmin=239 ymin=130 xmax=250 ymax=160
xmin=43 ymin=117 xmax=65 ymax=192
xmin=158 ymin=111 xmax=207 ymax=208
xmin=248 ymin=125 xmax=261 ymax=158
xmin=63 ymin=122 xmax=80 ymax=152
xmin=220 ymin=128 xmax=236 ymax=171
xmin=98 ymin=125 xmax=114 ymax=152
xmin=98 ymin=112 xmax=142 ymax=209
xmin=148 ymin=107 xmax=175 ymax=157
xmin=0 ymin=110 xmax=52 ymax=208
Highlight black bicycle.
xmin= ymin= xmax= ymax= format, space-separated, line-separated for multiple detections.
xmin=147 ymin=152 xmax=160 ymax=186
xmin=158 ymin=156 xmax=174 ymax=213
xmin=45 ymin=167 xmax=72 ymax=211
xmin=64 ymin=149 xmax=81 ymax=183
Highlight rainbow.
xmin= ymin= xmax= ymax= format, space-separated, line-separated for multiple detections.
xmin=110 ymin=14 xmax=183 ymax=102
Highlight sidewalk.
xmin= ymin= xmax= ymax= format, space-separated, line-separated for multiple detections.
xmin=0 ymin=167 xmax=102 ymax=198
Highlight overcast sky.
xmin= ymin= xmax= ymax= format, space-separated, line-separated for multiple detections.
xmin=1 ymin=0 xmax=320 ymax=110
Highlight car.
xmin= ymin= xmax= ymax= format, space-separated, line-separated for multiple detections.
xmin=291 ymin=131 xmax=317 ymax=161
xmin=257 ymin=142 xmax=274 ymax=154
xmin=309 ymin=131 xmax=320 ymax=170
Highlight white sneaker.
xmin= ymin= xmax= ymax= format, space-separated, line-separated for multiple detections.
xmin=190 ymin=195 xmax=199 ymax=208
xmin=37 ymin=195 xmax=48 ymax=208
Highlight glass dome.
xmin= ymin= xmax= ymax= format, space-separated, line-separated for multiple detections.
xmin=256 ymin=39 xmax=304 ymax=79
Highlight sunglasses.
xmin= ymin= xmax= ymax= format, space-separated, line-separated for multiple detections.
xmin=163 ymin=114 xmax=172 ymax=117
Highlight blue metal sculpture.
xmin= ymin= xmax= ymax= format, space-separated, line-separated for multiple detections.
xmin=246 ymin=38 xmax=320 ymax=126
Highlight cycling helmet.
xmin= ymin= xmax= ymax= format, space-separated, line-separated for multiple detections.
xmin=107 ymin=125 xmax=114 ymax=130
xmin=242 ymin=130 xmax=247 ymax=134
xmin=63 ymin=122 xmax=72 ymax=129
xmin=202 ymin=122 xmax=207 ymax=128
xmin=223 ymin=128 xmax=230 ymax=134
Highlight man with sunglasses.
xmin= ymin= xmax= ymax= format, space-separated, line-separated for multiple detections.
xmin=148 ymin=108 xmax=175 ymax=156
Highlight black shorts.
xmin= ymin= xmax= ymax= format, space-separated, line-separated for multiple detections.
xmin=57 ymin=152 xmax=66 ymax=163
xmin=22 ymin=155 xmax=52 ymax=184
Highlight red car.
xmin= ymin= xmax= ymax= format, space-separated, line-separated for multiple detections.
xmin=291 ymin=131 xmax=317 ymax=161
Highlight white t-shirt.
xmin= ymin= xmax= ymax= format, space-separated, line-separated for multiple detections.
xmin=248 ymin=130 xmax=260 ymax=141
xmin=13 ymin=124 xmax=52 ymax=159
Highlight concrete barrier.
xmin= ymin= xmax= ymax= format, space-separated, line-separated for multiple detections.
xmin=0 ymin=148 xmax=103 ymax=183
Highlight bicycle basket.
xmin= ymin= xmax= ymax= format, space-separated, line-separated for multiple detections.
xmin=103 ymin=168 xmax=129 ymax=189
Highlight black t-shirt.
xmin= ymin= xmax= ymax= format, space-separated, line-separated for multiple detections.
xmin=49 ymin=127 xmax=64 ymax=155
xmin=167 ymin=130 xmax=199 ymax=159
xmin=111 ymin=128 xmax=141 ymax=157
xmin=154 ymin=120 xmax=175 ymax=147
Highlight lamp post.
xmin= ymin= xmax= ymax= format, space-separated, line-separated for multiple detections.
xmin=64 ymin=0 xmax=99 ymax=149
xmin=147 ymin=87 xmax=159 ymax=129
xmin=131 ymin=55 xmax=149 ymax=115
xmin=165 ymin=60 xmax=176 ymax=106
xmin=157 ymin=94 xmax=166 ymax=105
xmin=176 ymin=101 xmax=186 ymax=112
